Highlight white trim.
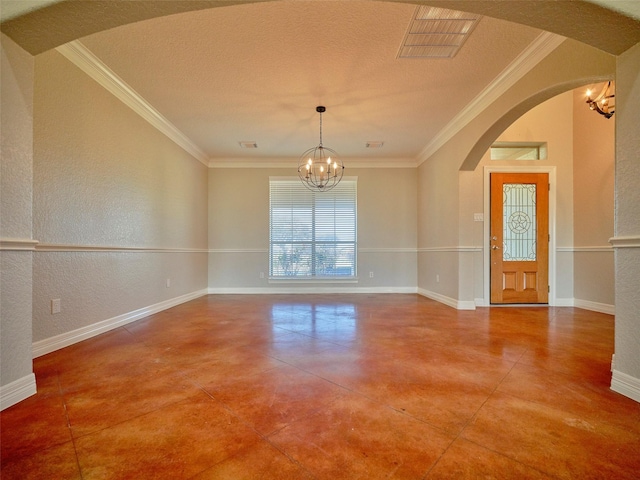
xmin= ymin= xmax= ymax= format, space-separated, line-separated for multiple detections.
xmin=268 ymin=278 xmax=359 ymax=285
xmin=209 ymin=248 xmax=268 ymax=254
xmin=557 ymin=246 xmax=613 ymax=252
xmin=209 ymin=247 xmax=418 ymax=254
xmin=35 ymin=243 xmax=208 ymax=253
xmin=417 ymin=288 xmax=476 ymax=310
xmin=55 ymin=41 xmax=209 ymax=167
xmin=359 ymin=247 xmax=418 ymax=254
xmin=611 ymin=370 xmax=640 ymax=404
xmin=210 ymin=158 xmax=418 ymax=169
xmin=482 ymin=166 xmax=557 ymax=306
xmin=418 ymin=32 xmax=565 ymax=164
xmin=475 ymin=297 xmax=488 ymax=307
xmin=554 ymin=297 xmax=575 ymax=307
xmin=0 ymin=238 xmax=39 ymax=251
xmin=208 ymin=287 xmax=417 ymax=295
xmin=417 ymin=246 xmax=482 ymax=253
xmin=0 ymin=373 xmax=36 ymax=411
xmin=210 ymin=160 xmax=296 ymax=169
xmin=574 ymin=299 xmax=615 ymax=315
xmin=609 ymin=235 xmax=640 ymax=248
xmin=479 ymin=296 xmax=615 ymax=314
xmin=32 ymin=289 xmax=208 ymax=358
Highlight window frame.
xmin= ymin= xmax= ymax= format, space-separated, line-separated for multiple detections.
xmin=269 ymin=177 xmax=357 ymax=281
xmin=490 ymin=142 xmax=548 ymax=161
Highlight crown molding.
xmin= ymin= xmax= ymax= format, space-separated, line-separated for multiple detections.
xmin=55 ymin=41 xmax=210 ymax=167
xmin=417 ymin=32 xmax=566 ymax=165
xmin=208 ymin=157 xmax=418 ymax=169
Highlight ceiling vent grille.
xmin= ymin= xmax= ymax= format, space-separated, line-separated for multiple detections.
xmin=238 ymin=141 xmax=258 ymax=149
xmin=398 ymin=6 xmax=481 ymax=59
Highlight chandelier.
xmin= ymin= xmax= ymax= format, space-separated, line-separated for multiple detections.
xmin=586 ymin=81 xmax=615 ymax=119
xmin=298 ymin=106 xmax=345 ymax=192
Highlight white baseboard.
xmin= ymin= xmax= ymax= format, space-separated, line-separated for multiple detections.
xmin=554 ymin=297 xmax=574 ymax=307
xmin=1 ymin=373 xmax=36 ymax=411
xmin=208 ymin=287 xmax=417 ymax=295
xmin=32 ymin=289 xmax=208 ymax=358
xmin=611 ymin=370 xmax=640 ymax=404
xmin=475 ymin=298 xmax=488 ymax=307
xmin=417 ymin=288 xmax=476 ymax=310
xmin=574 ymin=299 xmax=615 ymax=315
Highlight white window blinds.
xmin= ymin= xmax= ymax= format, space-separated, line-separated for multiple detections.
xmin=269 ymin=178 xmax=357 ymax=278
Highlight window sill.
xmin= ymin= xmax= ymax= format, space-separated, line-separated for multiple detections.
xmin=268 ymin=277 xmax=359 ymax=284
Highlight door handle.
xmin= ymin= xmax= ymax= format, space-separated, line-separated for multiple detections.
xmin=492 ymin=245 xmax=500 ymax=250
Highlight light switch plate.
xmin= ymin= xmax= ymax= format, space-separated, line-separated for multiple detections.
xmin=51 ymin=298 xmax=61 ymax=314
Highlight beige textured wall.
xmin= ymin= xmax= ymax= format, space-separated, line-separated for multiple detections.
xmin=0 ymin=34 xmax=35 ymax=396
xmin=572 ymin=89 xmax=615 ymax=306
xmin=613 ymin=41 xmax=640 ymax=386
xmin=31 ymin=49 xmax=209 ymax=343
xmin=417 ymin=149 xmax=461 ymax=300
xmin=208 ymin=167 xmax=417 ymax=291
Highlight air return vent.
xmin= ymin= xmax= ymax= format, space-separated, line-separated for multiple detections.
xmin=238 ymin=141 xmax=258 ymax=149
xmin=398 ymin=6 xmax=481 ymax=59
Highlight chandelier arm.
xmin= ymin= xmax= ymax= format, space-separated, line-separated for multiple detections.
xmin=585 ymin=81 xmax=615 ymax=119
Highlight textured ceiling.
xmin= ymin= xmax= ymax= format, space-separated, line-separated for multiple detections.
xmin=3 ymin=0 xmax=637 ymax=165
xmin=75 ymin=1 xmax=542 ymax=164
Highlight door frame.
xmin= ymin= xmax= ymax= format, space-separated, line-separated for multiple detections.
xmin=482 ymin=166 xmax=557 ymax=306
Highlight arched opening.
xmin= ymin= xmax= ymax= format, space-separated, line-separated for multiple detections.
xmin=458 ymin=85 xmax=615 ymax=308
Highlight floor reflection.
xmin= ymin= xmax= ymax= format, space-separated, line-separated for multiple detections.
xmin=271 ymin=302 xmax=357 ymax=344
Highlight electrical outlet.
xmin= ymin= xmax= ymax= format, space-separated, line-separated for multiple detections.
xmin=474 ymin=213 xmax=484 ymax=222
xmin=51 ymin=298 xmax=61 ymax=314
xmin=166 ymin=278 xmax=171 ymax=288
xmin=436 ymin=274 xmax=440 ymax=283
xmin=369 ymin=271 xmax=374 ymax=278
xmin=259 ymin=272 xmax=265 ymax=279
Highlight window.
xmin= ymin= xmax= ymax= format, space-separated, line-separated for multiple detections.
xmin=269 ymin=178 xmax=357 ymax=279
xmin=491 ymin=142 xmax=547 ymax=160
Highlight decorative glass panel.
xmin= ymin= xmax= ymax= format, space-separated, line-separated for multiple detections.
xmin=503 ymin=183 xmax=536 ymax=261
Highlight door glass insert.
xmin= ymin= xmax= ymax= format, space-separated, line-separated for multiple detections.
xmin=503 ymin=183 xmax=536 ymax=261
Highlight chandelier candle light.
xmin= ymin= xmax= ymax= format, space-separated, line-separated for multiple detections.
xmin=586 ymin=81 xmax=615 ymax=119
xmin=298 ymin=106 xmax=345 ymax=192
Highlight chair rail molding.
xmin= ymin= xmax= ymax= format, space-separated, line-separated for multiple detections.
xmin=0 ymin=238 xmax=39 ymax=251
xmin=610 ymin=235 xmax=640 ymax=248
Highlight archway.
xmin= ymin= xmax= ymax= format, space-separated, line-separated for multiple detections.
xmin=2 ymin=1 xmax=639 ymax=56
